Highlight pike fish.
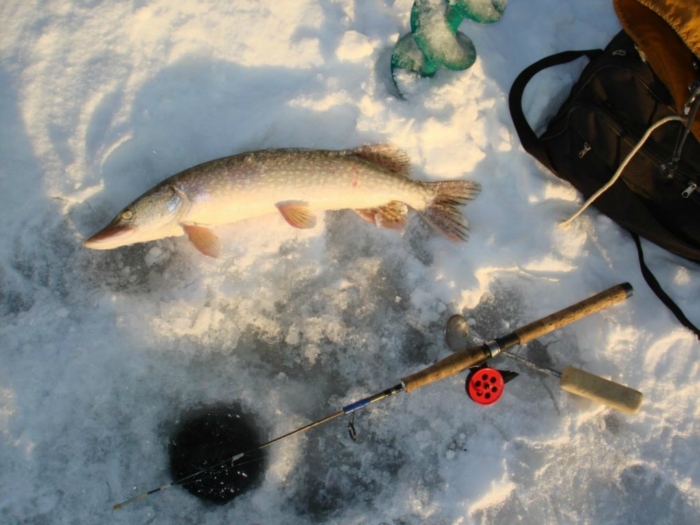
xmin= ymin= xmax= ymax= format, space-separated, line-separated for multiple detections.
xmin=83 ymin=145 xmax=480 ymax=257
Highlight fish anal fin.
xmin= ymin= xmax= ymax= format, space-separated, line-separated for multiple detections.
xmin=276 ymin=201 xmax=317 ymax=229
xmin=354 ymin=208 xmax=379 ymax=225
xmin=182 ymin=224 xmax=222 ymax=258
xmin=351 ymin=144 xmax=411 ymax=176
xmin=355 ymin=201 xmax=408 ymax=230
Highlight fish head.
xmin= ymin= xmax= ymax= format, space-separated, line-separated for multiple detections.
xmin=84 ymin=185 xmax=187 ymax=250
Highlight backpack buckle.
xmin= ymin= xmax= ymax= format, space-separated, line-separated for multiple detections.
xmin=660 ymin=162 xmax=677 ymax=179
xmin=683 ymin=82 xmax=700 ymax=116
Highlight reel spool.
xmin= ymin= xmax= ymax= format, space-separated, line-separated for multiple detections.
xmin=466 ymin=367 xmax=504 ymax=405
xmin=465 ymin=367 xmax=519 ymax=406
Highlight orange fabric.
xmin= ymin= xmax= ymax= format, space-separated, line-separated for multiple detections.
xmin=634 ymin=0 xmax=700 ymax=59
xmin=614 ymin=0 xmax=700 ymax=141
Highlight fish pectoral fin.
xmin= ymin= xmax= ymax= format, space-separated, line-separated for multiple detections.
xmin=182 ymin=224 xmax=222 ymax=258
xmin=276 ymin=201 xmax=317 ymax=229
xmin=355 ymin=201 xmax=408 ymax=230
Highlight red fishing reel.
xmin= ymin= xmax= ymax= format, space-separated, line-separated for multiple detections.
xmin=465 ymin=367 xmax=518 ymax=406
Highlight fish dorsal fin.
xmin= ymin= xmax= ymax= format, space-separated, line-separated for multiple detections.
xmin=351 ymin=144 xmax=411 ymax=176
xmin=182 ymin=224 xmax=222 ymax=258
xmin=276 ymin=201 xmax=317 ymax=229
xmin=354 ymin=201 xmax=408 ymax=230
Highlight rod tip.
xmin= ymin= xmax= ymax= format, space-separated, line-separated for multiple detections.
xmin=111 ymin=490 xmax=150 ymax=511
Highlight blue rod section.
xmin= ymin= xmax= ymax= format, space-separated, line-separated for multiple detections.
xmin=343 ymin=398 xmax=371 ymax=414
xmin=341 ymin=384 xmax=405 ymax=414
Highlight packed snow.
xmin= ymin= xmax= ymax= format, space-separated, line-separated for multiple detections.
xmin=1 ymin=0 xmax=699 ymax=524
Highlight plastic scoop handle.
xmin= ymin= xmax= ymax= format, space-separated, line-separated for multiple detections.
xmin=499 ymin=351 xmax=643 ymax=414
xmin=559 ymin=366 xmax=643 ymax=414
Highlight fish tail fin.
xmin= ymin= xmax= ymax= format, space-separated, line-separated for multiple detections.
xmin=419 ymin=181 xmax=481 ymax=242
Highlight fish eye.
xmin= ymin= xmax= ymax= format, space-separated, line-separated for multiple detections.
xmin=120 ymin=210 xmax=133 ymax=221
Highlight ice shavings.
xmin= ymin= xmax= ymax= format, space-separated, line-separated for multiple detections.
xmin=0 ymin=387 xmax=18 ymax=445
xmin=336 ymin=31 xmax=375 ymax=61
xmin=522 ymin=256 xmax=577 ymax=273
xmin=673 ymin=266 xmax=693 ymax=286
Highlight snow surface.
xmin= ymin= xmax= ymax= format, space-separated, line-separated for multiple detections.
xmin=1 ymin=0 xmax=699 ymax=524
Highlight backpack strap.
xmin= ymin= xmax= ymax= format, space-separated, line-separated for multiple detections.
xmin=509 ymin=43 xmax=700 ymax=261
xmin=631 ymin=232 xmax=700 ymax=340
xmin=508 ymin=48 xmax=700 ymax=340
xmin=508 ymin=49 xmax=602 ymax=171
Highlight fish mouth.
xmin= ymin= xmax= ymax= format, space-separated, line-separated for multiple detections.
xmin=83 ymin=224 xmax=136 ymax=250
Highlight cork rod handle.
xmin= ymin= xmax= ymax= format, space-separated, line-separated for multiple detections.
xmin=402 ymin=345 xmax=490 ymax=392
xmin=402 ymin=283 xmax=633 ymax=393
xmin=513 ymin=283 xmax=633 ymax=345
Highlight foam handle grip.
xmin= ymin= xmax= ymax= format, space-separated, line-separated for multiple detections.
xmin=559 ymin=366 xmax=643 ymax=414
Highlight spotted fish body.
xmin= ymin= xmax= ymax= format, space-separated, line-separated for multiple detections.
xmin=84 ymin=145 xmax=480 ymax=257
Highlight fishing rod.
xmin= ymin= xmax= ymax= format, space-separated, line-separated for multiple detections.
xmin=113 ymin=282 xmax=642 ymax=510
xmin=445 ymin=314 xmax=643 ymax=409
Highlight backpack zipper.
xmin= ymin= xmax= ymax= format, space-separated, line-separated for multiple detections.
xmin=578 ymin=143 xmax=591 ymax=158
xmin=546 ymin=100 xmax=700 ymax=200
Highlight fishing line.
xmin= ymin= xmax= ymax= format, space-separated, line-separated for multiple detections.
xmin=113 ymin=283 xmax=641 ymax=511
xmin=114 ymin=390 xmax=402 ymax=510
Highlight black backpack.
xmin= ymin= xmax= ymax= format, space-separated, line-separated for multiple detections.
xmin=508 ymin=31 xmax=700 ymax=338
